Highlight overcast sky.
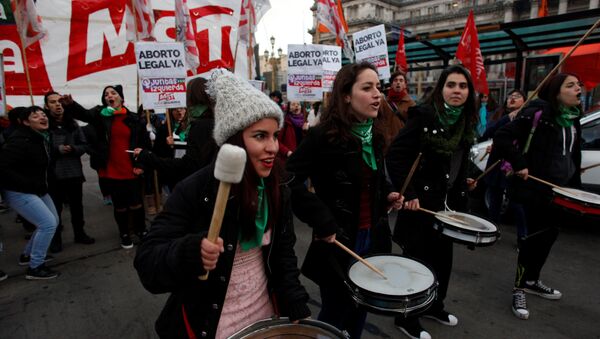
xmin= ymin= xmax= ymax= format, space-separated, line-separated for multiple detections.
xmin=255 ymin=0 xmax=314 ymax=55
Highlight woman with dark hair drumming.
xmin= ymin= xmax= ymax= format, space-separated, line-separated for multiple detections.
xmin=134 ymin=70 xmax=310 ymax=339
xmin=286 ymin=62 xmax=403 ymax=338
xmin=493 ymin=73 xmax=583 ymax=320
xmin=386 ymin=65 xmax=479 ymax=339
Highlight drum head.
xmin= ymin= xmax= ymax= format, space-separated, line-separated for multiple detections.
xmin=553 ymin=187 xmax=600 ymax=205
xmin=348 ymin=255 xmax=435 ymax=296
xmin=435 ymin=211 xmax=497 ymax=233
xmin=228 ymin=318 xmax=345 ymax=339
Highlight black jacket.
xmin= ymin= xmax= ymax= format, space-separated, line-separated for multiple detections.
xmin=64 ymin=102 xmax=150 ymax=171
xmin=0 ymin=126 xmax=50 ymax=195
xmin=285 ymin=125 xmax=392 ymax=286
xmin=48 ymin=116 xmax=88 ymax=181
xmin=134 ymin=164 xmax=310 ymax=339
xmin=492 ymin=99 xmax=582 ymax=205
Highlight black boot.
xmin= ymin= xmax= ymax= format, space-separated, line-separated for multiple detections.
xmin=49 ymin=225 xmax=63 ymax=253
xmin=74 ymin=231 xmax=95 ymax=245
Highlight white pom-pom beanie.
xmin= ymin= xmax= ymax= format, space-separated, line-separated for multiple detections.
xmin=208 ymin=69 xmax=283 ymax=146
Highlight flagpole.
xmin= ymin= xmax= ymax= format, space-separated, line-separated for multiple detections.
xmin=247 ymin=2 xmax=253 ymax=80
xmin=13 ymin=5 xmax=35 ymax=106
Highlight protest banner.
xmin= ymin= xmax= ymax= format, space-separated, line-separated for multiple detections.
xmin=135 ymin=42 xmax=187 ymax=109
xmin=0 ymin=54 xmax=5 ymax=116
xmin=287 ymin=44 xmax=323 ymax=102
xmin=353 ymin=24 xmax=390 ymax=80
xmin=321 ymin=45 xmax=341 ymax=92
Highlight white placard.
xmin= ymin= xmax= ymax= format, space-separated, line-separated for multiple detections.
xmin=287 ymin=44 xmax=323 ymax=102
xmin=135 ymin=42 xmax=187 ymax=78
xmin=353 ymin=25 xmax=390 ymax=80
xmin=140 ymin=77 xmax=186 ymax=109
xmin=321 ymin=45 xmax=341 ymax=92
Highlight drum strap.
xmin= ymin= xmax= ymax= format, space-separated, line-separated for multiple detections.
xmin=522 ymin=110 xmax=543 ymax=155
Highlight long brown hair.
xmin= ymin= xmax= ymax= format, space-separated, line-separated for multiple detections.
xmin=225 ymin=131 xmax=282 ymax=242
xmin=538 ymin=72 xmax=583 ymax=114
xmin=319 ymin=61 xmax=385 ymax=147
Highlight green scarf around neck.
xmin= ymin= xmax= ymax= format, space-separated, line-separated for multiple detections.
xmin=189 ymin=105 xmax=208 ymax=119
xmin=173 ymin=122 xmax=190 ymax=142
xmin=351 ymin=118 xmax=377 ymax=170
xmin=240 ymin=178 xmax=269 ymax=251
xmin=437 ymin=103 xmax=464 ymax=127
xmin=556 ymin=105 xmax=580 ymax=128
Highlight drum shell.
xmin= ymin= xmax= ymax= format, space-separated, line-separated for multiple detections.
xmin=346 ymin=254 xmax=438 ymax=316
xmin=433 ymin=217 xmax=500 ymax=247
xmin=228 ymin=318 xmax=346 ymax=339
xmin=552 ymin=195 xmax=600 ymax=217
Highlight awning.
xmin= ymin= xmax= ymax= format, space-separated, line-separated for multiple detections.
xmin=543 ymin=43 xmax=600 ymax=90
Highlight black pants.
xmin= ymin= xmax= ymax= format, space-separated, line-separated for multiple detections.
xmin=102 ymin=178 xmax=146 ymax=236
xmin=48 ymin=177 xmax=86 ymax=237
xmin=514 ymin=202 xmax=559 ymax=287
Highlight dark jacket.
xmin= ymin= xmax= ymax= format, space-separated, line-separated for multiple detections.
xmin=136 ymin=117 xmax=218 ymax=186
xmin=0 ymin=126 xmax=50 ymax=195
xmin=64 ymin=102 xmax=150 ymax=171
xmin=48 ymin=116 xmax=88 ymax=181
xmin=492 ymin=99 xmax=582 ymax=205
xmin=134 ymin=164 xmax=310 ymax=339
xmin=285 ymin=125 xmax=392 ymax=286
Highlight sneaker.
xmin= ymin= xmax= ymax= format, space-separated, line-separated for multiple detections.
xmin=25 ymin=264 xmax=59 ymax=280
xmin=512 ymin=288 xmax=529 ymax=320
xmin=423 ymin=309 xmax=459 ymax=326
xmin=136 ymin=229 xmax=148 ymax=240
xmin=395 ymin=318 xmax=431 ymax=339
xmin=0 ymin=270 xmax=7 ymax=282
xmin=523 ymin=280 xmax=562 ymax=300
xmin=120 ymin=235 xmax=133 ymax=249
xmin=74 ymin=233 xmax=96 ymax=245
xmin=18 ymin=254 xmax=55 ymax=266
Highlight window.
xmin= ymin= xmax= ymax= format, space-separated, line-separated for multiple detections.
xmin=410 ymin=9 xmax=420 ymax=17
xmin=582 ymin=116 xmax=600 ymax=150
xmin=376 ymin=5 xmax=383 ymax=18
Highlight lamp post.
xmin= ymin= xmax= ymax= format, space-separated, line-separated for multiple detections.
xmin=264 ymin=36 xmax=283 ymax=92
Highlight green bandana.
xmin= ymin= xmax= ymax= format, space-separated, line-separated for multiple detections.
xmin=555 ymin=105 xmax=580 ymax=128
xmin=173 ymin=122 xmax=190 ymax=142
xmin=189 ymin=105 xmax=207 ymax=119
xmin=351 ymin=119 xmax=377 ymax=170
xmin=240 ymin=178 xmax=269 ymax=251
xmin=100 ymin=106 xmax=116 ymax=117
xmin=437 ymin=103 xmax=464 ymax=127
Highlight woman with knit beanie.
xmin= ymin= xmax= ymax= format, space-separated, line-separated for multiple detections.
xmin=134 ymin=69 xmax=310 ymax=339
xmin=493 ymin=73 xmax=583 ymax=321
xmin=0 ymin=106 xmax=59 ymax=279
xmin=286 ymin=62 xmax=404 ymax=338
xmin=386 ymin=65 xmax=478 ymax=339
xmin=61 ymin=85 xmax=151 ymax=249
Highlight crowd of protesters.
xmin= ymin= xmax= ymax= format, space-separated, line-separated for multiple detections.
xmin=0 ymin=63 xmax=587 ymax=339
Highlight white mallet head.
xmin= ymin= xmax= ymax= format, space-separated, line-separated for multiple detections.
xmin=214 ymin=144 xmax=247 ymax=184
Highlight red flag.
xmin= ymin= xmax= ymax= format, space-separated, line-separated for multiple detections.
xmin=394 ymin=28 xmax=408 ymax=73
xmin=316 ymin=0 xmax=354 ymax=61
xmin=126 ymin=0 xmax=156 ymax=41
xmin=538 ymin=0 xmax=548 ymax=18
xmin=456 ymin=10 xmax=488 ymax=95
xmin=175 ymin=0 xmax=200 ymax=73
xmin=10 ymin=0 xmax=47 ymax=47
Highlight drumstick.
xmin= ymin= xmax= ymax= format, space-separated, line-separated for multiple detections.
xmin=334 ymin=240 xmax=388 ymax=280
xmin=388 ymin=152 xmax=422 ymax=214
xmin=526 ymin=175 xmax=571 ymax=195
xmin=581 ymin=162 xmax=600 ymax=172
xmin=418 ymin=207 xmax=469 ymax=226
xmin=199 ymin=145 xmax=247 ymax=280
xmin=475 ymin=160 xmax=501 ymax=182
xmin=479 ymin=152 xmax=489 ymax=162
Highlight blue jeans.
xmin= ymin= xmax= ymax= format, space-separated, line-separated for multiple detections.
xmin=3 ymin=190 xmax=59 ymax=268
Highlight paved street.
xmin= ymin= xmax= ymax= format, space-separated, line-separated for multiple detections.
xmin=1 ymin=157 xmax=599 ymax=339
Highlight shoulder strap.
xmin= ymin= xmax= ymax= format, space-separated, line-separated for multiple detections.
xmin=522 ymin=110 xmax=543 ymax=155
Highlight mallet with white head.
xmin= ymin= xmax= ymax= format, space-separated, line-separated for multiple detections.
xmin=199 ymin=144 xmax=247 ymax=280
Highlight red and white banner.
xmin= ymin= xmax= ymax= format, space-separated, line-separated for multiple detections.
xmin=1 ymin=0 xmax=241 ymax=108
xmin=316 ymin=0 xmax=353 ymax=62
xmin=11 ymin=0 xmax=47 ymax=47
xmin=456 ymin=10 xmax=488 ymax=95
xmin=126 ymin=0 xmax=156 ymax=41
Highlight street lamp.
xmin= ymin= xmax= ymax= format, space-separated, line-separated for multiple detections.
xmin=264 ymin=36 xmax=283 ymax=92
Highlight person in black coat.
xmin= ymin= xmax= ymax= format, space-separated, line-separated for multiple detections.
xmin=0 ymin=106 xmax=60 ymax=280
xmin=493 ymin=73 xmax=583 ymax=320
xmin=286 ymin=62 xmax=403 ymax=339
xmin=134 ymin=69 xmax=310 ymax=339
xmin=61 ymin=85 xmax=151 ymax=249
xmin=386 ymin=65 xmax=478 ymax=339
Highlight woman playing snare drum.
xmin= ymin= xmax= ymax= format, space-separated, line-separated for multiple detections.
xmin=493 ymin=73 xmax=583 ymax=320
xmin=386 ymin=65 xmax=478 ymax=339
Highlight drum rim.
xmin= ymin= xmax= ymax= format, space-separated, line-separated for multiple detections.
xmin=433 ymin=221 xmax=500 ymax=238
xmin=346 ymin=253 xmax=438 ymax=299
xmin=552 ymin=187 xmax=600 ymax=207
xmin=434 ymin=211 xmax=498 ymax=234
xmin=227 ymin=317 xmax=346 ymax=339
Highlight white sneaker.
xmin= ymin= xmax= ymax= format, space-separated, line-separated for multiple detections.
xmin=523 ymin=280 xmax=562 ymax=300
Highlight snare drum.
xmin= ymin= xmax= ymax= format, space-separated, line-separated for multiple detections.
xmin=433 ymin=211 xmax=499 ymax=246
xmin=228 ymin=318 xmax=345 ymax=339
xmin=552 ymin=187 xmax=600 ymax=216
xmin=346 ymin=254 xmax=438 ymax=315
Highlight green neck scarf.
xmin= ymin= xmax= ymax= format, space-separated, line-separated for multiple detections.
xmin=173 ymin=122 xmax=189 ymax=142
xmin=240 ymin=178 xmax=269 ymax=251
xmin=351 ymin=118 xmax=377 ymax=170
xmin=437 ymin=103 xmax=464 ymax=127
xmin=189 ymin=105 xmax=207 ymax=119
xmin=556 ymin=105 xmax=580 ymax=128
xmin=100 ymin=106 xmax=116 ymax=117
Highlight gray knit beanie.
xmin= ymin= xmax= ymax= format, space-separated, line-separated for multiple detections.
xmin=208 ymin=69 xmax=283 ymax=146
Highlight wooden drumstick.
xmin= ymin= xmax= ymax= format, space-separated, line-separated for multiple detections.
xmin=388 ymin=152 xmax=422 ymax=214
xmin=581 ymin=162 xmax=600 ymax=172
xmin=199 ymin=144 xmax=247 ymax=280
xmin=479 ymin=151 xmax=489 ymax=162
xmin=334 ymin=240 xmax=388 ymax=280
xmin=418 ymin=207 xmax=469 ymax=226
xmin=475 ymin=160 xmax=501 ymax=182
xmin=526 ymin=175 xmax=571 ymax=195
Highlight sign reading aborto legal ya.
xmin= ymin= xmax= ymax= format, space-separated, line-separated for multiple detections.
xmin=287 ymin=44 xmax=341 ymax=102
xmin=353 ymin=25 xmax=390 ymax=80
xmin=135 ymin=42 xmax=187 ymax=110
